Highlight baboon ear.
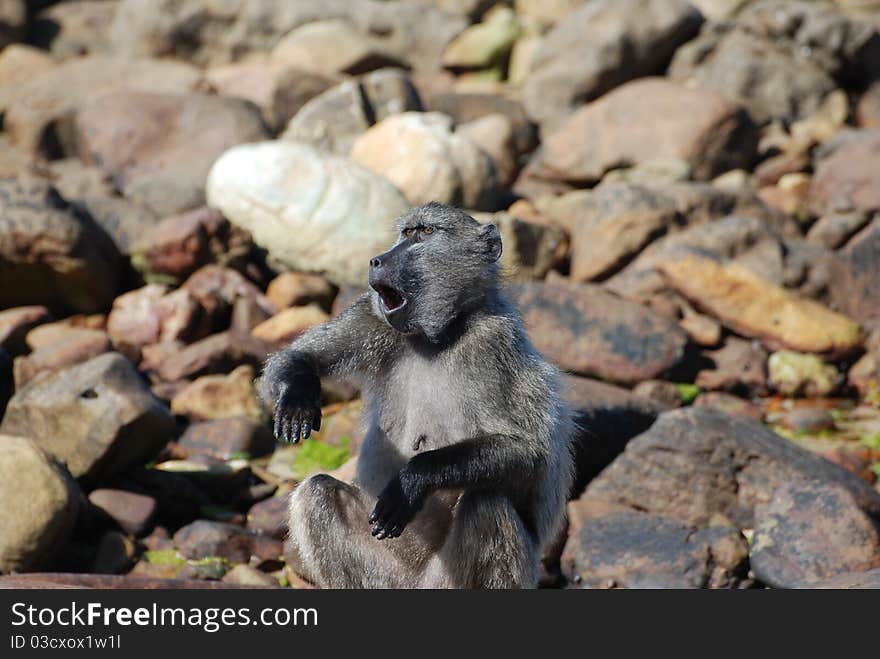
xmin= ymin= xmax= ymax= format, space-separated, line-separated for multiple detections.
xmin=480 ymin=223 xmax=502 ymax=262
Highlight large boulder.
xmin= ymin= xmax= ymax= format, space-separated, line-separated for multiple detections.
xmin=528 ymin=78 xmax=757 ymax=184
xmin=350 ymin=112 xmax=499 ymax=210
xmin=583 ymin=407 xmax=880 ymax=528
xmin=0 ymin=352 xmax=175 ymax=483
xmin=73 ymin=92 xmax=269 ymax=216
xmin=0 ymin=435 xmax=81 ymax=573
xmin=508 ymin=280 xmax=687 ymax=385
xmin=0 ymin=56 xmax=202 ymax=159
xmin=206 ymin=141 xmax=408 ymax=286
xmin=0 ymin=177 xmax=120 ymax=314
xmin=522 ymin=0 xmax=703 ymax=130
xmin=562 ymin=510 xmax=749 ymax=589
xmin=750 ymin=482 xmax=880 ymax=588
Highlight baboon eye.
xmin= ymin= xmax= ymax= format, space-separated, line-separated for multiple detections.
xmin=423 ymin=226 xmax=434 ymax=235
xmin=403 ymin=228 xmax=415 ymax=237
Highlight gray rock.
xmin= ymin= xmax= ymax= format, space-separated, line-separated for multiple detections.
xmin=561 ymin=510 xmax=749 ymax=588
xmin=282 ymin=69 xmax=422 ymax=155
xmin=0 ymin=435 xmax=81 ymax=573
xmin=523 ymin=0 xmax=703 ymax=130
xmin=508 ymin=280 xmax=688 ymax=385
xmin=750 ymin=482 xmax=880 ymax=588
xmin=73 ymin=92 xmax=269 ymax=216
xmin=583 ymin=407 xmax=880 ymax=528
xmin=0 ymin=352 xmax=175 ymax=483
xmin=0 ymin=178 xmax=120 ymax=314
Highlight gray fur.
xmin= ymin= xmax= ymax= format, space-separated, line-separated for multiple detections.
xmin=258 ymin=202 xmax=575 ymax=589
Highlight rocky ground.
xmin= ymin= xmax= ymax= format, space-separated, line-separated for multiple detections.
xmin=1 ymin=0 xmax=880 ymax=589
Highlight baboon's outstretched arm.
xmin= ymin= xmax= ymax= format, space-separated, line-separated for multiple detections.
xmin=258 ymin=294 xmax=397 ymax=443
xmin=368 ymin=435 xmax=543 ymax=539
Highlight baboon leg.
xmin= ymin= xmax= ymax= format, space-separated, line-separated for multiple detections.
xmin=423 ymin=492 xmax=539 ymax=589
xmin=285 ymin=474 xmax=446 ymax=588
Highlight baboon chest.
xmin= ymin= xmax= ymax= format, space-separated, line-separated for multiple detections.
xmin=380 ymin=353 xmax=480 ymax=453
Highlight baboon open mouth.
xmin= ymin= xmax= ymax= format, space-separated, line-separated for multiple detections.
xmin=373 ymin=284 xmax=407 ymax=313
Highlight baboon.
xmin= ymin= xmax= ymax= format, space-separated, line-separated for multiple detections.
xmin=258 ymin=202 xmax=575 ymax=588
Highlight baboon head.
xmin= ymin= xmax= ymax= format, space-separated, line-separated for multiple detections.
xmin=368 ymin=202 xmax=502 ymax=342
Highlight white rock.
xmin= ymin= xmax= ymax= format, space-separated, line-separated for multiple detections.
xmin=207 ymin=141 xmax=408 ymax=286
xmin=350 ymin=112 xmax=499 ymax=210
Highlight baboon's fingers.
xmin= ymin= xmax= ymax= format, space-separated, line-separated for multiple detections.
xmin=302 ymin=420 xmax=312 ymax=440
xmin=312 ymin=410 xmax=322 ymax=432
xmin=274 ymin=413 xmax=283 ymax=441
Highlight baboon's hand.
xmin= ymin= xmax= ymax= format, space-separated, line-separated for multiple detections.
xmin=369 ymin=471 xmax=424 ymax=540
xmin=272 ymin=382 xmax=321 ymax=444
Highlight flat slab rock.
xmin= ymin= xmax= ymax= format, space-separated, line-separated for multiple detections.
xmin=750 ymin=481 xmax=880 ymax=589
xmin=561 ymin=510 xmax=749 ymax=589
xmin=508 ymin=280 xmax=687 ymax=384
xmin=583 ymin=407 xmax=880 ymax=529
xmin=660 ymin=253 xmax=862 ymax=355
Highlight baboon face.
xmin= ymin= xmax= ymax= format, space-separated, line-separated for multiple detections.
xmin=368 ymin=203 xmax=502 ymax=341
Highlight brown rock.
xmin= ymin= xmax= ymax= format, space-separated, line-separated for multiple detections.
xmin=155 ymin=332 xmax=269 ymax=383
xmin=247 ymin=493 xmax=290 ymax=540
xmin=173 ymin=520 xmax=283 ymax=564
xmin=13 ymin=327 xmax=111 ymax=388
xmin=265 ymin=272 xmax=336 ymax=311
xmin=0 ymin=435 xmax=80 ymax=573
xmin=545 ymin=184 xmax=680 ymax=282
xmin=0 ymin=44 xmax=55 ymax=87
xmin=631 ymin=381 xmax=684 ymax=410
xmin=830 ymin=218 xmax=880 ymax=333
xmin=133 ymin=207 xmax=226 ymax=282
xmin=252 ymin=305 xmax=329 ymax=346
xmin=696 ymin=337 xmax=768 ymax=395
xmin=692 ymin=392 xmax=763 ymax=421
xmin=0 ymin=177 xmax=120 ymax=314
xmin=107 ymin=285 xmax=206 ymax=360
xmin=170 ymin=364 xmax=262 ymax=422
xmin=270 ymin=19 xmax=404 ymax=76
xmin=750 ymin=482 xmax=880 ymax=588
xmin=178 ymin=417 xmax=275 ymax=461
xmin=0 ymin=306 xmax=51 ymax=356
xmin=282 ymin=69 xmax=422 ymax=155
xmin=530 ymin=78 xmax=757 ymax=184
xmin=2 ymin=56 xmax=202 ymax=159
xmin=456 ymin=113 xmax=518 ymax=187
xmin=182 ymin=265 xmax=276 ymax=322
xmin=221 ymin=564 xmax=280 ymax=588
xmin=806 ymin=568 xmax=880 ymax=589
xmin=810 ymin=130 xmax=880 ymax=216
xmin=659 ymin=253 xmax=862 ymax=355
xmin=509 ymin=280 xmax=687 ymax=384
xmin=806 ymin=210 xmax=871 ymax=249
xmin=88 ymin=488 xmax=158 ymax=537
xmin=668 ymin=2 xmax=879 ymax=123
xmin=857 ymin=80 xmax=880 ymax=128
xmin=206 ymin=60 xmax=338 ymax=133
xmin=583 ymin=407 xmax=880 ymax=528
xmin=31 ymin=0 xmax=116 ymax=57
xmin=561 ymin=510 xmax=748 ymax=589
xmin=73 ymin=92 xmax=269 ymax=216
xmin=521 ymin=0 xmax=703 ymax=129
xmin=0 ymin=352 xmax=176 ymax=483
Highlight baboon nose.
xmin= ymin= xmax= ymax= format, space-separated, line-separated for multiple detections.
xmin=370 ymin=256 xmax=382 ymax=269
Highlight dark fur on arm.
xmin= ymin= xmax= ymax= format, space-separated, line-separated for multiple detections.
xmin=258 ymin=293 xmax=397 ymax=443
xmin=369 ymin=435 xmax=544 ymax=539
